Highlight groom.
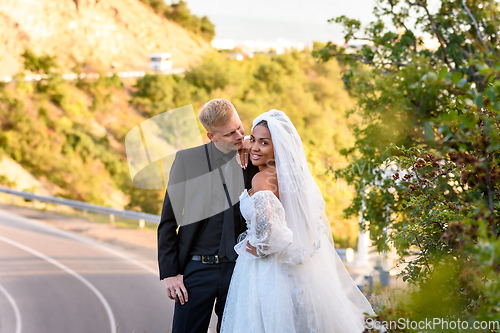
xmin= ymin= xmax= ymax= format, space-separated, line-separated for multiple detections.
xmin=157 ymin=99 xmax=259 ymax=333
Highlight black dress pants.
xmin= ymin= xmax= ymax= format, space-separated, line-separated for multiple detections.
xmin=172 ymin=260 xmax=236 ymax=333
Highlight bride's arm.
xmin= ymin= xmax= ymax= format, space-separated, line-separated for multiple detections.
xmin=249 ymin=190 xmax=293 ymax=257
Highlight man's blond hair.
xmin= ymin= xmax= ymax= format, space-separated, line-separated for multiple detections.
xmin=198 ymin=99 xmax=236 ymax=132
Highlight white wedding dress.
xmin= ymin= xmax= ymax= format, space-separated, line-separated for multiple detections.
xmin=220 ymin=109 xmax=378 ymax=333
xmin=220 ymin=189 xmax=375 ymax=333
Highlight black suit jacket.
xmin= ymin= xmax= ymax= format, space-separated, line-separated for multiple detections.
xmin=157 ymin=141 xmax=259 ymax=280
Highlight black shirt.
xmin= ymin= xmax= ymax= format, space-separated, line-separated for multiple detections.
xmin=190 ymin=144 xmax=237 ymax=256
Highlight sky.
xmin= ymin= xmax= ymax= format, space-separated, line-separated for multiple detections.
xmin=185 ymin=0 xmax=379 ymax=44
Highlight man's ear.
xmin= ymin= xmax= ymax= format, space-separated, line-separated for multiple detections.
xmin=207 ymin=132 xmax=214 ymax=141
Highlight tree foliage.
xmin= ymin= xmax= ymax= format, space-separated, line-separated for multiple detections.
xmin=0 ymin=51 xmax=129 ymax=208
xmin=138 ymin=0 xmax=215 ymax=42
xmin=317 ymin=0 xmax=500 ymax=327
xmin=21 ymin=48 xmax=58 ymax=74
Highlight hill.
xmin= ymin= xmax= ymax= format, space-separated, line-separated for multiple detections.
xmin=0 ymin=0 xmax=213 ymax=76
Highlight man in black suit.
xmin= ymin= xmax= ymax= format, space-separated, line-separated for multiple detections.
xmin=157 ymin=99 xmax=259 ymax=333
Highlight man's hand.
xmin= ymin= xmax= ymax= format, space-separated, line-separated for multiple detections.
xmin=246 ymin=241 xmax=259 ymax=257
xmin=163 ymin=274 xmax=188 ymax=305
xmin=237 ymin=136 xmax=251 ymax=169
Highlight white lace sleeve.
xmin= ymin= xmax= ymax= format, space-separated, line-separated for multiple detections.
xmin=249 ymin=191 xmax=293 ymax=257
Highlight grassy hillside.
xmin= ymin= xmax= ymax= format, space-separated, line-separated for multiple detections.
xmin=0 ymin=0 xmax=213 ymax=76
xmin=0 ymin=50 xmax=361 ymax=247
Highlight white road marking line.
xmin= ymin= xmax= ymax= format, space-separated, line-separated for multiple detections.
xmin=0 ymin=283 xmax=22 ymax=333
xmin=0 ymin=210 xmax=158 ymax=276
xmin=0 ymin=235 xmax=117 ymax=333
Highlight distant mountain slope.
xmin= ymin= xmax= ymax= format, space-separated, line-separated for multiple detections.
xmin=0 ymin=0 xmax=213 ymax=76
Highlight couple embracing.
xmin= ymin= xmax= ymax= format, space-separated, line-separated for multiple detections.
xmin=157 ymin=99 xmax=377 ymax=333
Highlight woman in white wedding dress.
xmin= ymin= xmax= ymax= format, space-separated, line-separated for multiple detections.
xmin=220 ymin=109 xmax=378 ymax=333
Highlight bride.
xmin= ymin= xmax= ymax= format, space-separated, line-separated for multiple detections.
xmin=220 ymin=109 xmax=377 ymax=333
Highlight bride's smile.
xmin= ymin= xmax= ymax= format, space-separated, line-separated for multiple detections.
xmin=250 ymin=153 xmax=262 ymax=160
xmin=249 ymin=123 xmax=275 ymax=169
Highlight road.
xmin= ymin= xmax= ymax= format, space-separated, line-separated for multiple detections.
xmin=0 ymin=203 xmax=391 ymax=333
xmin=0 ymin=209 xmax=173 ymax=333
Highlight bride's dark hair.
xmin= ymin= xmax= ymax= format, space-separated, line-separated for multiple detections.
xmin=254 ymin=119 xmax=268 ymax=129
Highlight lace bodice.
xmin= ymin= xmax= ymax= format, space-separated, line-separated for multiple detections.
xmin=235 ymin=189 xmax=293 ymax=258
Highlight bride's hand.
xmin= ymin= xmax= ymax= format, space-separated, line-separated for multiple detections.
xmin=237 ymin=136 xmax=251 ymax=169
xmin=246 ymin=241 xmax=259 ymax=257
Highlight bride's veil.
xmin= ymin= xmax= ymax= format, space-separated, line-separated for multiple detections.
xmin=252 ymin=109 xmax=332 ymax=264
xmin=252 ymin=109 xmax=377 ymax=331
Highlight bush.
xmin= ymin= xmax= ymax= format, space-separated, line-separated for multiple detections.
xmin=21 ymin=48 xmax=58 ymax=74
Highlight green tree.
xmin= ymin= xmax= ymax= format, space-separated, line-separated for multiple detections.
xmin=316 ymin=0 xmax=500 ymax=327
xmin=199 ymin=16 xmax=215 ymax=42
xmin=164 ymin=1 xmax=215 ymax=41
xmin=21 ymin=48 xmax=58 ymax=74
xmin=138 ymin=0 xmax=215 ymax=41
xmin=165 ymin=0 xmax=192 ymax=27
xmin=184 ymin=55 xmax=241 ymax=94
xmin=131 ymin=74 xmax=176 ymax=116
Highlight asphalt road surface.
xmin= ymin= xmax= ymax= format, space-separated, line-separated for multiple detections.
xmin=0 ymin=205 xmax=385 ymax=333
xmin=0 ymin=209 xmax=174 ymax=333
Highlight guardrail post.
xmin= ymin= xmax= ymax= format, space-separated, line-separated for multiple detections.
xmin=11 ymin=195 xmax=14 ymax=205
xmin=82 ymin=210 xmax=87 ymax=219
xmin=32 ymin=200 xmax=35 ymax=208
xmin=109 ymin=214 xmax=115 ymax=225
xmin=55 ymin=204 xmax=59 ymax=213
xmin=139 ymin=219 xmax=145 ymax=229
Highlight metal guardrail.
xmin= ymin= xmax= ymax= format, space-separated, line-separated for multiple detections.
xmin=0 ymin=186 xmax=160 ymax=224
